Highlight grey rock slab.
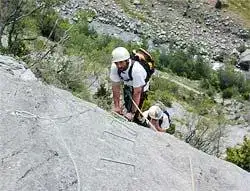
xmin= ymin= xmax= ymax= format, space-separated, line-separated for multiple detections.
xmin=0 ymin=55 xmax=37 ymax=81
xmin=1 ymin=57 xmax=250 ymax=190
xmin=89 ymin=21 xmax=140 ymax=42
xmin=220 ymin=124 xmax=250 ymax=156
xmin=239 ymin=49 xmax=250 ymax=64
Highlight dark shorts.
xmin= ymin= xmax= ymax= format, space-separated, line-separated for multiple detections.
xmin=123 ymin=85 xmax=148 ymax=123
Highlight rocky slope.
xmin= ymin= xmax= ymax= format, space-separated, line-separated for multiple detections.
xmin=60 ymin=0 xmax=250 ymax=59
xmin=1 ymin=55 xmax=250 ymax=191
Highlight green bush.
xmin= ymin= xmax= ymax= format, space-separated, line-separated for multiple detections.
xmin=36 ymin=9 xmax=70 ymax=41
xmin=94 ymin=83 xmax=112 ymax=110
xmin=238 ymin=79 xmax=250 ymax=94
xmin=198 ymin=97 xmax=214 ymax=115
xmin=159 ymin=92 xmax=172 ymax=107
xmin=226 ymin=137 xmax=250 ymax=172
xmin=158 ymin=53 xmax=170 ymax=69
xmin=168 ymin=50 xmax=192 ymax=78
xmin=218 ymin=67 xmax=241 ymax=90
xmin=156 ymin=45 xmax=250 ymax=100
xmin=222 ymin=88 xmax=234 ymax=99
xmin=5 ymin=21 xmax=30 ymax=56
xmin=146 ymin=76 xmax=216 ymax=115
xmin=10 ymin=40 xmax=29 ymax=57
xmin=200 ymin=79 xmax=216 ymax=96
xmin=148 ymin=76 xmax=216 ymax=114
xmin=207 ymin=71 xmax=220 ymax=90
xmin=143 ymin=89 xmax=172 ymax=110
xmin=66 ymin=16 xmax=124 ymax=58
xmin=226 ymin=55 xmax=238 ymax=66
xmin=194 ymin=56 xmax=211 ymax=79
xmin=150 ymin=76 xmax=179 ymax=94
xmin=158 ymin=47 xmax=211 ymax=80
xmin=142 ymin=77 xmax=176 ymax=111
xmin=242 ymin=93 xmax=250 ymax=100
xmin=35 ymin=58 xmax=91 ymax=101
xmin=216 ymin=66 xmax=250 ymax=98
xmin=166 ymin=123 xmax=176 ymax=135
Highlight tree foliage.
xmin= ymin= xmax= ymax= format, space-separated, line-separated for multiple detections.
xmin=158 ymin=47 xmax=211 ymax=80
xmin=217 ymin=66 xmax=250 ymax=99
xmin=0 ymin=0 xmax=67 ymax=55
xmin=158 ymin=45 xmax=250 ymax=99
xmin=226 ymin=137 xmax=250 ymax=172
xmin=36 ymin=8 xmax=69 ymax=41
xmin=94 ymin=83 xmax=112 ymax=110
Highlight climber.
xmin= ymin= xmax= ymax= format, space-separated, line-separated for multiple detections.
xmin=141 ymin=105 xmax=174 ymax=133
xmin=109 ymin=47 xmax=151 ymax=122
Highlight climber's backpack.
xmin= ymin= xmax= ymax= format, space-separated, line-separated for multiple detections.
xmin=159 ymin=110 xmax=171 ymax=126
xmin=146 ymin=108 xmax=171 ymax=125
xmin=118 ymin=48 xmax=155 ymax=83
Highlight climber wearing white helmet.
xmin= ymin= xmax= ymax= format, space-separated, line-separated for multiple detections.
xmin=110 ymin=47 xmax=149 ymax=122
xmin=142 ymin=105 xmax=171 ymax=133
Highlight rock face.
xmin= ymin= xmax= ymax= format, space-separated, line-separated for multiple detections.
xmin=237 ymin=49 xmax=250 ymax=71
xmin=1 ymin=57 xmax=250 ymax=190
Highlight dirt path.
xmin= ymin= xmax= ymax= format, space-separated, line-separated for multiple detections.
xmin=157 ymin=71 xmax=204 ymax=95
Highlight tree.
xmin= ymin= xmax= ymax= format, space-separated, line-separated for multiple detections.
xmin=226 ymin=137 xmax=250 ymax=172
xmin=0 ymin=1 xmax=40 ymax=52
xmin=158 ymin=47 xmax=211 ymax=80
xmin=94 ymin=83 xmax=112 ymax=110
xmin=0 ymin=0 xmax=67 ymax=55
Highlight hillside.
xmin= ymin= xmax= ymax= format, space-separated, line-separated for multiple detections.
xmin=61 ymin=0 xmax=250 ymax=58
xmin=1 ymin=55 xmax=250 ymax=191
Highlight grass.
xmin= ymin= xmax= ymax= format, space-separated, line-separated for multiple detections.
xmin=114 ymin=0 xmax=146 ymax=21
xmin=147 ymin=76 xmax=216 ymax=116
xmin=227 ymin=0 xmax=250 ymax=27
xmin=159 ymin=71 xmax=202 ymax=94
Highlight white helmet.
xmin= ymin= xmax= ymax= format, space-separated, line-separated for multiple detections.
xmin=148 ymin=105 xmax=163 ymax=120
xmin=112 ymin=47 xmax=130 ymax=63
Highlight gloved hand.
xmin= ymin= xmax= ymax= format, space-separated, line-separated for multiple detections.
xmin=124 ymin=112 xmax=135 ymax=121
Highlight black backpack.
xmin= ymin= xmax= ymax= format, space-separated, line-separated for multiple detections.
xmin=159 ymin=110 xmax=171 ymax=126
xmin=118 ymin=48 xmax=155 ymax=83
xmin=146 ymin=109 xmax=171 ymax=125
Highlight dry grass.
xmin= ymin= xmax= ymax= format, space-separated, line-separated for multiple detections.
xmin=227 ymin=0 xmax=250 ymax=27
xmin=113 ymin=0 xmax=146 ymax=21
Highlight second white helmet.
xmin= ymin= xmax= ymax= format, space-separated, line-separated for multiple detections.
xmin=112 ymin=47 xmax=130 ymax=63
xmin=148 ymin=105 xmax=163 ymax=120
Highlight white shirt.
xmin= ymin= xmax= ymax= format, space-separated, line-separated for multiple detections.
xmin=142 ymin=110 xmax=170 ymax=129
xmin=110 ymin=59 xmax=149 ymax=91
